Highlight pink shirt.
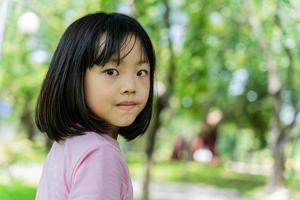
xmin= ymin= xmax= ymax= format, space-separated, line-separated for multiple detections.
xmin=35 ymin=132 xmax=133 ymax=200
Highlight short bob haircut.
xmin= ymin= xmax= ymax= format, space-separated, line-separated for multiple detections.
xmin=35 ymin=12 xmax=156 ymax=142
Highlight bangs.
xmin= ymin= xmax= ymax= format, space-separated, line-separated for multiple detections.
xmin=93 ymin=33 xmax=149 ymax=67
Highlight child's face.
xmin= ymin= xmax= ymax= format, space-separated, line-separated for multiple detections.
xmin=84 ymin=36 xmax=150 ymax=128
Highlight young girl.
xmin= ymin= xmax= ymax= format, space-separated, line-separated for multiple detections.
xmin=35 ymin=12 xmax=155 ymax=200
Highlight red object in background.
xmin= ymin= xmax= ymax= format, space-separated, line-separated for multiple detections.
xmin=171 ymin=135 xmax=191 ymax=160
xmin=191 ymin=126 xmax=219 ymax=164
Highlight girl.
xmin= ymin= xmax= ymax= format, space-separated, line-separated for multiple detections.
xmin=35 ymin=12 xmax=155 ymax=200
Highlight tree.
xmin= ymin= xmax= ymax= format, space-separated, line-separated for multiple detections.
xmin=246 ymin=0 xmax=300 ymax=193
xmin=137 ymin=0 xmax=177 ymax=199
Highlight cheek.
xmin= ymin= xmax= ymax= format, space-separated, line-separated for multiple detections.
xmin=142 ymin=80 xmax=151 ymax=102
xmin=84 ymin=74 xmax=104 ymax=110
xmin=84 ymin=84 xmax=97 ymax=112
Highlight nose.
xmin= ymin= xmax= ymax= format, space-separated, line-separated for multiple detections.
xmin=120 ymin=75 xmax=136 ymax=95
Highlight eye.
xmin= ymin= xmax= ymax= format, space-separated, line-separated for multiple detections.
xmin=137 ymin=69 xmax=149 ymax=77
xmin=105 ymin=69 xmax=119 ymax=76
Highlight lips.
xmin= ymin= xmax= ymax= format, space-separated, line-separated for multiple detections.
xmin=116 ymin=101 xmax=137 ymax=110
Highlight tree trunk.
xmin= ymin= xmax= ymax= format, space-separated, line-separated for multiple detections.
xmin=142 ymin=0 xmax=175 ymax=199
xmin=267 ymin=92 xmax=285 ymax=190
xmin=142 ymin=158 xmax=152 ymax=200
xmin=142 ymin=97 xmax=165 ymax=200
xmin=267 ymin=136 xmax=285 ymax=191
xmin=247 ymin=3 xmax=289 ymax=192
xmin=0 ymin=0 xmax=9 ymax=60
xmin=266 ymin=55 xmax=286 ymax=192
xmin=20 ymin=99 xmax=35 ymax=141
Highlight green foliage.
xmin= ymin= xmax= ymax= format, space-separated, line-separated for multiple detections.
xmin=0 ymin=134 xmax=46 ymax=166
xmin=217 ymin=124 xmax=238 ymax=159
xmin=0 ymin=180 xmax=36 ymax=200
xmin=2 ymin=0 xmax=300 ymax=172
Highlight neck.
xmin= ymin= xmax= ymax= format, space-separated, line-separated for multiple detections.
xmin=109 ymin=127 xmax=119 ymax=140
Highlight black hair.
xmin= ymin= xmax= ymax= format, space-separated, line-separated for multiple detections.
xmin=35 ymin=12 xmax=156 ymax=142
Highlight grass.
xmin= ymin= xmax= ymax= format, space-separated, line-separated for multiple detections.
xmin=127 ymin=156 xmax=300 ymax=197
xmin=129 ymin=160 xmax=266 ymax=196
xmin=0 ymin=180 xmax=36 ymax=200
xmin=0 ymin=136 xmax=46 ymax=200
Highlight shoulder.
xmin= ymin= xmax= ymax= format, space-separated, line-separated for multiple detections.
xmin=59 ymin=133 xmax=131 ymax=198
xmin=65 ymin=131 xmax=119 ymax=155
xmin=60 ymin=132 xmax=124 ymax=187
xmin=62 ymin=132 xmax=122 ymax=173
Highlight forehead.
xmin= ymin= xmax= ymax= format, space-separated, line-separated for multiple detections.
xmin=96 ymin=33 xmax=148 ymax=65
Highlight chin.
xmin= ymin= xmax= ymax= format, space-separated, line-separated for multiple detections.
xmin=114 ymin=119 xmax=135 ymax=127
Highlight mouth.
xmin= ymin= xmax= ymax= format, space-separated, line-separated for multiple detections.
xmin=116 ymin=102 xmax=137 ymax=111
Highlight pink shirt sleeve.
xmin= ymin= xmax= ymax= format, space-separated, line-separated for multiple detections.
xmin=68 ymin=144 xmax=124 ymax=200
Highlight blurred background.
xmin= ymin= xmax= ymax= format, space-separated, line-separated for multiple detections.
xmin=1 ymin=0 xmax=300 ymax=199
